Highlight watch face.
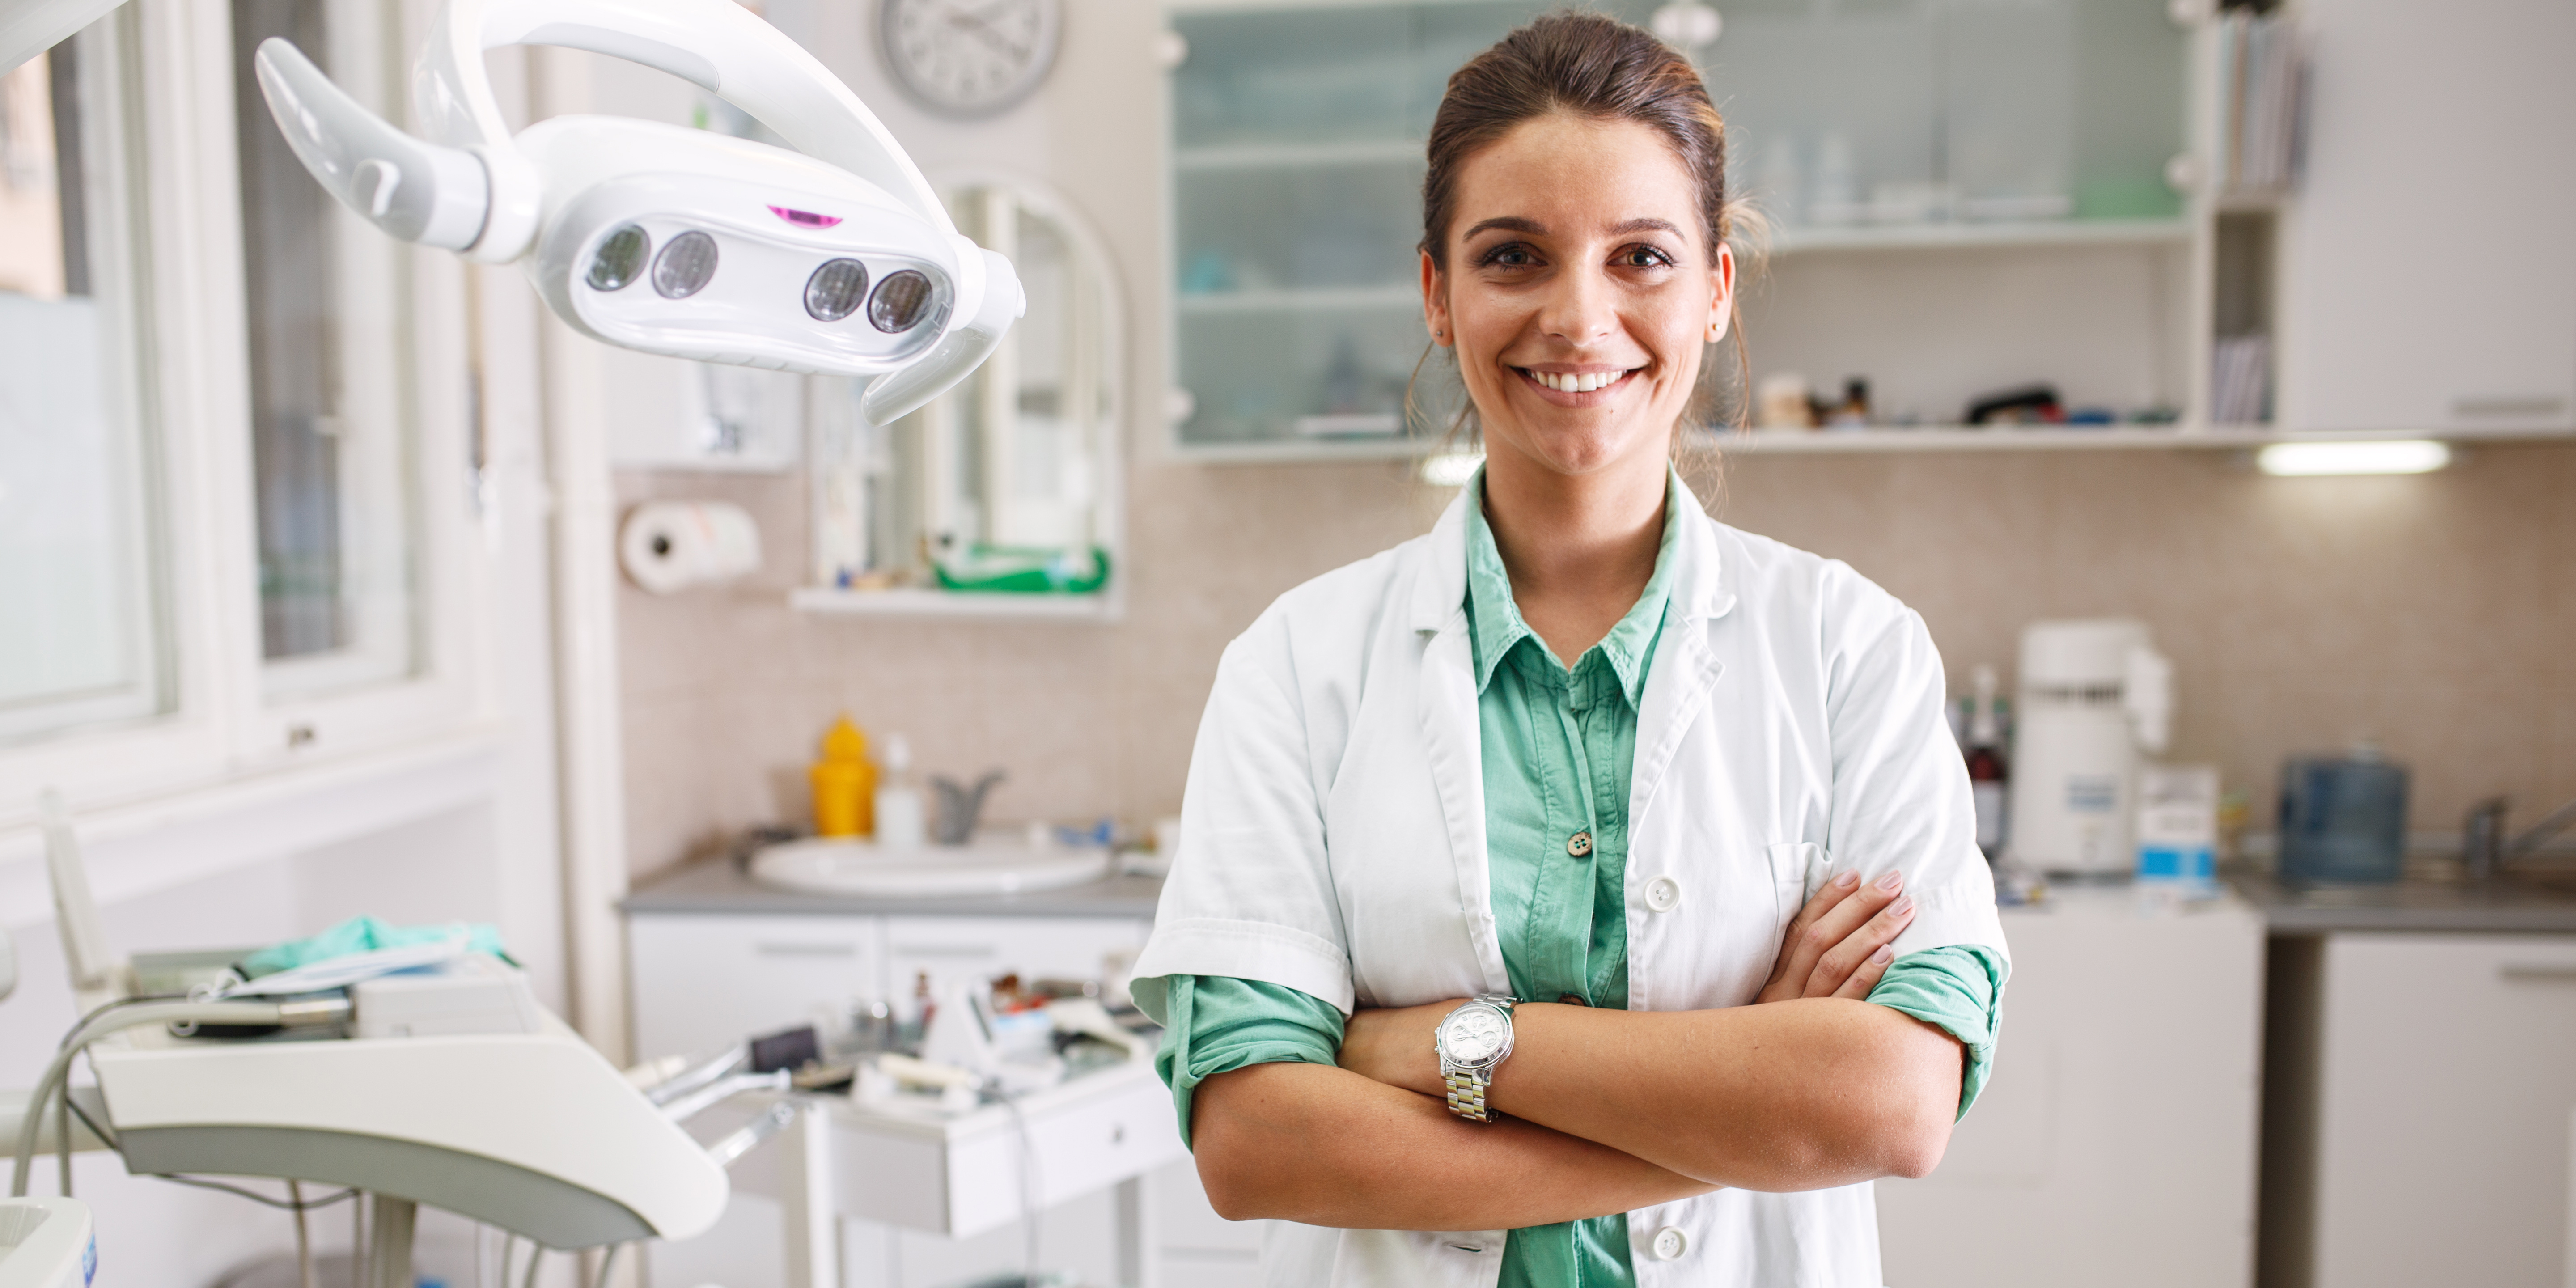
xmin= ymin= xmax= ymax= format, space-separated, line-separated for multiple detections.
xmin=880 ymin=0 xmax=1063 ymax=119
xmin=1440 ymin=1006 xmax=1509 ymax=1065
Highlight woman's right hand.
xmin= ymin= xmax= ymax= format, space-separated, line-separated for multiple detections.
xmin=1755 ymin=869 xmax=1916 ymax=1004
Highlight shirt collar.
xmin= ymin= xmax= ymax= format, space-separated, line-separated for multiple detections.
xmin=1462 ymin=466 xmax=1686 ymax=705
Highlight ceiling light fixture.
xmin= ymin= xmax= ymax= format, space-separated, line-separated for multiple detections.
xmin=2255 ymin=439 xmax=2453 ymax=477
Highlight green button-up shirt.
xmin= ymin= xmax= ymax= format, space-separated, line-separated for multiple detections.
xmin=1152 ymin=469 xmax=2005 ymax=1288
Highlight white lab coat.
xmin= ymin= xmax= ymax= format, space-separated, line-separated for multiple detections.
xmin=1131 ymin=487 xmax=2009 ymax=1288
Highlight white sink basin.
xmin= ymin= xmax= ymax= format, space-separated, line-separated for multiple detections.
xmin=749 ymin=835 xmax=1113 ymax=898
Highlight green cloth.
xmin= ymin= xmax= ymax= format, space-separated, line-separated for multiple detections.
xmin=1153 ymin=469 xmax=2004 ymax=1287
xmin=239 ymin=915 xmax=512 ymax=979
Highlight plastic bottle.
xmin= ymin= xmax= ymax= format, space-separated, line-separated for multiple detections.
xmin=1966 ymin=665 xmax=2009 ymax=860
xmin=809 ymin=716 xmax=875 ymax=838
xmin=875 ymin=733 xmax=927 ymax=849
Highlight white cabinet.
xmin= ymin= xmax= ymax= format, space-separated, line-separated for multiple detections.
xmin=1875 ymin=892 xmax=2267 ymax=1288
xmin=2276 ymin=0 xmax=2576 ymax=434
xmin=880 ymin=914 xmax=1150 ymax=1002
xmin=629 ymin=914 xmax=888 ymax=1061
xmin=2278 ymin=934 xmax=2576 ymax=1288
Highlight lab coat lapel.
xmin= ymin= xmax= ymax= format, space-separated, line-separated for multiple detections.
xmin=1411 ymin=494 xmax=1510 ymax=996
xmin=1626 ymin=504 xmax=1736 ymax=1016
xmin=1631 ymin=496 xmax=1737 ymax=830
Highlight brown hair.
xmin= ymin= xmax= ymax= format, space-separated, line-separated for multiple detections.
xmin=1408 ymin=10 xmax=1751 ymax=450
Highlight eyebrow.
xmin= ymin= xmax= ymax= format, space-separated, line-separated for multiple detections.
xmin=1459 ymin=216 xmax=1685 ymax=241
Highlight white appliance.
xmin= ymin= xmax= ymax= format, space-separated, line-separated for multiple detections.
xmin=2008 ymin=619 xmax=2173 ymax=876
xmin=0 ymin=1199 xmax=91 ymax=1288
xmin=248 ymin=0 xmax=1023 ymax=428
xmin=13 ymin=791 xmax=739 ymax=1284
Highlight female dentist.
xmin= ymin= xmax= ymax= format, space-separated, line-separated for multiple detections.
xmin=1128 ymin=13 xmax=2008 ymax=1288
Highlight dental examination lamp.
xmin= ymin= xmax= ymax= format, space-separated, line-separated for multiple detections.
xmin=250 ymin=0 xmax=1023 ymax=426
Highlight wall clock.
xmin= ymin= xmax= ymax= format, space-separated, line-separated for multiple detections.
xmin=879 ymin=0 xmax=1063 ymax=120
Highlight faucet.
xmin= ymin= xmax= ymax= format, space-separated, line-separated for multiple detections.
xmin=2462 ymin=792 xmax=2576 ymax=882
xmin=930 ymin=770 xmax=1006 ymax=846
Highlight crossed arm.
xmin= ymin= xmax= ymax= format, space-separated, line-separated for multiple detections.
xmin=1188 ymin=870 xmax=1968 ymax=1228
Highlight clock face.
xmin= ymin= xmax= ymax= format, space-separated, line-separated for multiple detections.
xmin=880 ymin=0 xmax=1063 ymax=119
xmin=1441 ymin=1007 xmax=1509 ymax=1064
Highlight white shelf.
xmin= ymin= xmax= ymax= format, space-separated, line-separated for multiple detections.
xmin=1170 ymin=423 xmax=2576 ymax=463
xmin=789 ymin=587 xmax=1118 ymax=621
xmin=1718 ymin=423 xmax=2576 ymax=453
xmin=1765 ymin=217 xmax=2193 ymax=255
xmin=1173 ymin=139 xmax=1422 ymax=172
xmin=1171 ymin=435 xmax=1434 ymax=464
xmin=1175 ymin=284 xmax=1417 ymax=315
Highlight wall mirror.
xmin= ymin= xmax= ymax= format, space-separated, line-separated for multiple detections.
xmin=803 ymin=174 xmax=1124 ymax=617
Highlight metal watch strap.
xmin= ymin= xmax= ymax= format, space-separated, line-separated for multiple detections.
xmin=1444 ymin=1068 xmax=1494 ymax=1121
xmin=1440 ymin=995 xmax=1516 ymax=1123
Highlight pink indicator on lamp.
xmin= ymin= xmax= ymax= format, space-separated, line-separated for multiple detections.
xmin=768 ymin=205 xmax=843 ymax=229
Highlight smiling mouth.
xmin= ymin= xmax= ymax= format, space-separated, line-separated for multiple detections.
xmin=1519 ymin=367 xmax=1640 ymax=394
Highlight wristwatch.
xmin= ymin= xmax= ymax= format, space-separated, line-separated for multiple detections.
xmin=1434 ymin=994 xmax=1518 ymax=1122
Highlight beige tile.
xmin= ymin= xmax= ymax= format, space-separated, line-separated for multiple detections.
xmin=615 ymin=442 xmax=2576 ymax=876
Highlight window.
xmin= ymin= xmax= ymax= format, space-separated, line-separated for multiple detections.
xmin=232 ymin=0 xmax=421 ymax=699
xmin=0 ymin=0 xmax=479 ymax=810
xmin=0 ymin=33 xmax=169 ymax=746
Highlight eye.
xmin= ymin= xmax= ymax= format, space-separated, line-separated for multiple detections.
xmin=1616 ymin=244 xmax=1677 ymax=269
xmin=1474 ymin=242 xmax=1540 ymax=269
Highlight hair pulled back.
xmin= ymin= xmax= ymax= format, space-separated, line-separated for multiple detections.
xmin=1411 ymin=10 xmax=1750 ymax=439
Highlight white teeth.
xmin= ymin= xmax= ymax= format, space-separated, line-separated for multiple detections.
xmin=1530 ymin=369 xmax=1631 ymax=393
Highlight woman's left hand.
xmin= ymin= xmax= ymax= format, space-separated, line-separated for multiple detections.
xmin=1338 ymin=1000 xmax=1458 ymax=1097
xmin=1755 ymin=869 xmax=1916 ymax=1004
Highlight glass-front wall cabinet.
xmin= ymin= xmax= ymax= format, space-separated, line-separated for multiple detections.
xmin=1167 ymin=0 xmax=2190 ymax=453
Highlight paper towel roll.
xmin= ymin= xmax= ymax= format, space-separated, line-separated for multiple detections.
xmin=619 ymin=500 xmax=763 ymax=594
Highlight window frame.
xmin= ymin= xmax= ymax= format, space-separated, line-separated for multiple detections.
xmin=0 ymin=0 xmax=494 ymax=827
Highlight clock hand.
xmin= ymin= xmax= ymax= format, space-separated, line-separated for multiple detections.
xmin=937 ymin=1 xmax=1032 ymax=60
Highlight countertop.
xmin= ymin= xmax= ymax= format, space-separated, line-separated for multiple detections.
xmin=621 ymin=856 xmax=1168 ymax=919
xmin=2224 ymin=867 xmax=2576 ymax=935
xmin=622 ymin=852 xmax=2576 ymax=936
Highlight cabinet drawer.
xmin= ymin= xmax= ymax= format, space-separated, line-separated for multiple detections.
xmin=629 ymin=914 xmax=885 ymax=1061
xmin=881 ymin=915 xmax=1150 ymax=997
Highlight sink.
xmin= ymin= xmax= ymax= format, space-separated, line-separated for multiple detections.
xmin=748 ymin=835 xmax=1113 ymax=898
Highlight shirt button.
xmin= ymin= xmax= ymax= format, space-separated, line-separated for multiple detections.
xmin=1644 ymin=875 xmax=1682 ymax=912
xmin=1651 ymin=1226 xmax=1689 ymax=1260
xmin=1566 ymin=831 xmax=1594 ymax=858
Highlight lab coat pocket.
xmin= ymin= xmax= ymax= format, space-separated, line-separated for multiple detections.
xmin=1766 ymin=841 xmax=1830 ymax=920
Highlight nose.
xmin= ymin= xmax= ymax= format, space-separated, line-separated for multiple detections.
xmin=1535 ymin=259 xmax=1619 ymax=347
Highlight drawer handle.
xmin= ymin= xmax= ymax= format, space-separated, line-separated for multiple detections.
xmin=755 ymin=943 xmax=859 ymax=958
xmin=894 ymin=945 xmax=996 ymax=959
xmin=2498 ymin=964 xmax=2576 ymax=982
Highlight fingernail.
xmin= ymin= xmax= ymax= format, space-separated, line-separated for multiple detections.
xmin=1876 ymin=869 xmax=1904 ymax=890
xmin=1871 ymin=945 xmax=1894 ymax=964
xmin=1835 ymin=871 xmax=1860 ymax=889
xmin=1891 ymin=895 xmax=1915 ymax=916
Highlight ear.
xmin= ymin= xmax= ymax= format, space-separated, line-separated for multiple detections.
xmin=1706 ymin=242 xmax=1735 ymax=344
xmin=1420 ymin=249 xmax=1452 ymax=347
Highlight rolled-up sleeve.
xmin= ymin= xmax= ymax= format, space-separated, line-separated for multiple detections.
xmin=1867 ymin=945 xmax=2009 ymax=1119
xmin=1154 ymin=974 xmax=1347 ymax=1147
